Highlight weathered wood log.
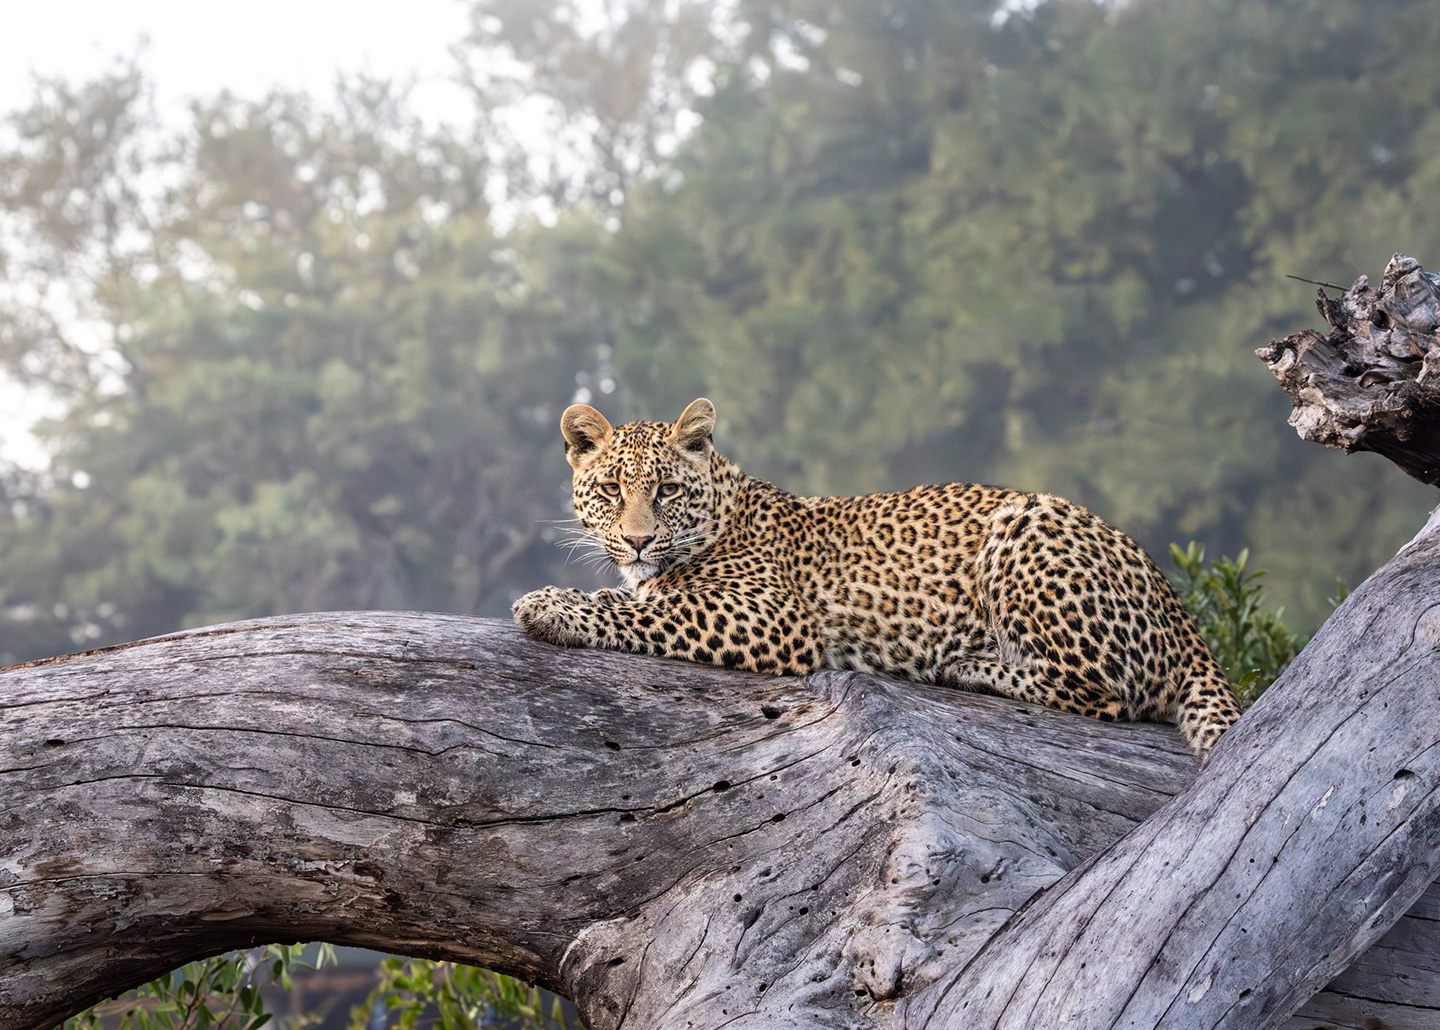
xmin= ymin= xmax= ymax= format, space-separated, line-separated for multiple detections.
xmin=1257 ymin=252 xmax=1440 ymax=486
xmin=1285 ymin=876 xmax=1440 ymax=1030
xmin=2 ymin=501 xmax=1438 ymax=1030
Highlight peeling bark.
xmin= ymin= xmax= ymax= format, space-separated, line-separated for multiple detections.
xmin=3 ymin=505 xmax=1439 ymax=1030
xmin=1257 ymin=253 xmax=1440 ymax=486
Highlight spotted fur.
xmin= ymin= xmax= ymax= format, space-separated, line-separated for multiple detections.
xmin=513 ymin=398 xmax=1241 ymax=755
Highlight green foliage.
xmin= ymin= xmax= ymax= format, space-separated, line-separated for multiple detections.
xmin=1170 ymin=542 xmax=1306 ymax=706
xmin=60 ymin=950 xmax=573 ymax=1030
xmin=349 ymin=958 xmax=569 ymax=1030
xmin=0 ymin=73 xmax=613 ymax=662
xmin=63 ymin=944 xmax=333 ymax=1030
xmin=58 ymin=947 xmax=568 ymax=1030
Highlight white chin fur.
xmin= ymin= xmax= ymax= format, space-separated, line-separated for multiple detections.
xmin=619 ymin=560 xmax=659 ymax=591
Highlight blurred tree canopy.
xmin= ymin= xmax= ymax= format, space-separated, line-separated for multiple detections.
xmin=1 ymin=0 xmax=1437 ymax=664
xmin=0 ymin=67 xmax=613 ymax=659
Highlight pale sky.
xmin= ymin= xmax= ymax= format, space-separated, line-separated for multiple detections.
xmin=0 ymin=1 xmax=478 ymax=467
xmin=0 ymin=0 xmax=475 ymax=125
xmin=0 ymin=0 xmax=655 ymax=473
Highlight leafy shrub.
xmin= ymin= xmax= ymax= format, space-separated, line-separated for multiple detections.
xmin=62 ymin=947 xmax=569 ymax=1030
xmin=349 ymin=958 xmax=571 ymax=1030
xmin=1169 ymin=542 xmax=1324 ymax=707
xmin=63 ymin=944 xmax=333 ymax=1030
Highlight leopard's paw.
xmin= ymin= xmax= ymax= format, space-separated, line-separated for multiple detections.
xmin=512 ymin=586 xmax=591 ymax=646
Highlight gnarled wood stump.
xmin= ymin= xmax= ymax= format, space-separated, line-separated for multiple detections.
xmin=1258 ymin=252 xmax=1440 ymax=486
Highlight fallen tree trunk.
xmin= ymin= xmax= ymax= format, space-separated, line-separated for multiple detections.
xmin=5 ymin=612 xmax=1191 ymax=1029
xmin=2 ymin=502 xmax=1439 ymax=1030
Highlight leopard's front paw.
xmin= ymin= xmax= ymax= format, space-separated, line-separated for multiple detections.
xmin=512 ymin=586 xmax=592 ymax=647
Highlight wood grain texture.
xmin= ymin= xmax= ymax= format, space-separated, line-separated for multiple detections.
xmin=1277 ymin=872 xmax=1440 ymax=1028
xmin=1 ymin=507 xmax=1437 ymax=1030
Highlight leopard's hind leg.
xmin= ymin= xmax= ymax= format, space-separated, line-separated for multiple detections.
xmin=946 ymin=493 xmax=1240 ymax=756
xmin=931 ymin=651 xmax=1128 ymax=722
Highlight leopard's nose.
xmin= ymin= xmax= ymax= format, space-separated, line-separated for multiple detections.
xmin=623 ymin=534 xmax=654 ymax=555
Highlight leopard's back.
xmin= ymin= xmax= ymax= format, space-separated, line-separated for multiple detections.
xmin=804 ymin=482 xmax=1005 ymax=679
xmin=784 ymin=482 xmax=1240 ymax=752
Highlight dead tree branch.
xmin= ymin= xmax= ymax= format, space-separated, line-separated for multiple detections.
xmin=1258 ymin=252 xmax=1440 ymax=486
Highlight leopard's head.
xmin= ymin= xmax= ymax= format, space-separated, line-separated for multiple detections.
xmin=561 ymin=398 xmax=723 ymax=590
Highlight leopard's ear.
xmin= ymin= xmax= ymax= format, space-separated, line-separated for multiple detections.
xmin=668 ymin=397 xmax=715 ymax=458
xmin=561 ymin=404 xmax=614 ymax=469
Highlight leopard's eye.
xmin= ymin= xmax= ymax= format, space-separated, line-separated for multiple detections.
xmin=656 ymin=482 xmax=683 ymax=502
xmin=597 ymin=481 xmax=622 ymax=500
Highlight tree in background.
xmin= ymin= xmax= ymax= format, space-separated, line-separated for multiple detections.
xmin=0 ymin=68 xmax=615 ymax=662
xmin=3 ymin=0 xmax=1439 ymax=666
xmin=591 ymin=0 xmax=1437 ymax=626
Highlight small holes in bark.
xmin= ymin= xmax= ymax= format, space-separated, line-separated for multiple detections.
xmin=712 ymin=780 xmax=732 ymax=792
xmin=761 ymin=705 xmax=782 ymax=719
xmin=1395 ymin=768 xmax=1416 ymax=780
xmin=608 ymin=956 xmax=625 ymax=966
xmin=44 ymin=739 xmax=65 ymax=747
xmin=733 ymin=893 xmax=743 ymax=903
xmin=799 ymin=906 xmax=808 ymax=915
xmin=771 ymin=813 xmax=786 ymax=822
xmin=618 ymin=813 xmax=635 ymax=823
xmin=604 ymin=741 xmax=620 ymax=750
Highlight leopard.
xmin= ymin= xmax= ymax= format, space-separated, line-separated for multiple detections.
xmin=512 ymin=397 xmax=1242 ymax=756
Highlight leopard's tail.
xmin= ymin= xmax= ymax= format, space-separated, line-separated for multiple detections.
xmin=1163 ymin=588 xmax=1244 ymax=758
